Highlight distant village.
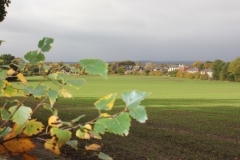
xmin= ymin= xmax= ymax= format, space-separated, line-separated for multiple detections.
xmin=106 ymin=60 xmax=213 ymax=80
xmin=0 ymin=53 xmax=239 ymax=82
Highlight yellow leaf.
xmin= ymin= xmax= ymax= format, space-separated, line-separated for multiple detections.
xmin=2 ymin=138 xmax=37 ymax=155
xmin=94 ymin=93 xmax=117 ymax=111
xmin=84 ymin=132 xmax=91 ymax=139
xmin=59 ymin=89 xmax=72 ymax=98
xmin=48 ymin=115 xmax=62 ymax=128
xmin=100 ymin=113 xmax=111 ymax=118
xmin=17 ymin=73 xmax=27 ymax=84
xmin=23 ymin=153 xmax=37 ymax=160
xmin=44 ymin=138 xmax=61 ymax=155
xmin=24 ymin=119 xmax=44 ymax=136
xmin=2 ymin=81 xmax=18 ymax=97
xmin=83 ymin=124 xmax=92 ymax=130
xmin=7 ymin=68 xmax=15 ymax=76
xmin=85 ymin=143 xmax=101 ymax=151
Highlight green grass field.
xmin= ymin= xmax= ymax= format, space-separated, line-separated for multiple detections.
xmin=13 ymin=76 xmax=240 ymax=159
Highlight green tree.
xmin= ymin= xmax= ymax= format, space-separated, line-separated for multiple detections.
xmin=228 ymin=57 xmax=240 ymax=82
xmin=186 ymin=72 xmax=194 ymax=79
xmin=193 ymin=72 xmax=200 ymax=79
xmin=220 ymin=62 xmax=234 ymax=81
xmin=0 ymin=0 xmax=11 ymax=22
xmin=192 ymin=61 xmax=202 ymax=69
xmin=118 ymin=60 xmax=135 ymax=66
xmin=145 ymin=69 xmax=151 ymax=76
xmin=117 ymin=66 xmax=126 ymax=75
xmin=169 ymin=70 xmax=178 ymax=77
xmin=211 ymin=59 xmax=225 ymax=80
xmin=204 ymin=61 xmax=212 ymax=69
xmin=177 ymin=70 xmax=184 ymax=78
xmin=0 ymin=54 xmax=15 ymax=65
xmin=200 ymin=73 xmax=209 ymax=80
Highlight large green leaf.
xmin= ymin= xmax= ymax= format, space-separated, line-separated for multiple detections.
xmin=57 ymin=72 xmax=66 ymax=82
xmin=47 ymin=90 xmax=58 ymax=107
xmin=128 ymin=105 xmax=148 ymax=123
xmin=50 ymin=128 xmax=71 ymax=148
xmin=24 ymin=119 xmax=44 ymax=136
xmin=122 ymin=90 xmax=149 ymax=109
xmin=2 ymin=81 xmax=18 ymax=97
xmin=66 ymin=140 xmax=78 ymax=150
xmin=106 ymin=112 xmax=131 ymax=136
xmin=0 ymin=127 xmax=12 ymax=138
xmin=24 ymin=50 xmax=45 ymax=64
xmin=94 ymin=118 xmax=110 ymax=134
xmin=79 ymin=59 xmax=108 ymax=79
xmin=47 ymin=73 xmax=58 ymax=80
xmin=38 ymin=37 xmax=54 ymax=52
xmin=24 ymin=85 xmax=48 ymax=98
xmin=94 ymin=93 xmax=116 ymax=111
xmin=66 ymin=79 xmax=86 ymax=89
xmin=1 ymin=108 xmax=10 ymax=120
xmin=9 ymin=106 xmax=32 ymax=125
xmin=0 ymin=70 xmax=7 ymax=80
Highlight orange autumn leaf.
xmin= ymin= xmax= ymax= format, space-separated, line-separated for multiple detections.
xmin=1 ymin=138 xmax=37 ymax=155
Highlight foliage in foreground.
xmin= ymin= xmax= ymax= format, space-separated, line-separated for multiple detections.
xmin=0 ymin=37 xmax=149 ymax=159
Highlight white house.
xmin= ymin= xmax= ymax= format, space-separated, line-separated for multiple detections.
xmin=200 ymin=69 xmax=213 ymax=78
xmin=186 ymin=68 xmax=199 ymax=73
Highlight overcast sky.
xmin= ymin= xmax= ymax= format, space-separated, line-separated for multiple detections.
xmin=1 ymin=0 xmax=240 ymax=62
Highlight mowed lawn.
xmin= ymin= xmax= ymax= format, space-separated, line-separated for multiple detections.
xmin=15 ymin=76 xmax=240 ymax=159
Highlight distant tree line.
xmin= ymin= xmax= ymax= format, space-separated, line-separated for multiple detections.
xmin=169 ymin=58 xmax=240 ymax=82
xmin=1 ymin=53 xmax=240 ymax=82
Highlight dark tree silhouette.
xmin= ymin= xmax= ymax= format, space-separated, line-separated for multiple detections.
xmin=0 ymin=0 xmax=11 ymax=22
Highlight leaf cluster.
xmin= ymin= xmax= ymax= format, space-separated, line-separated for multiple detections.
xmin=0 ymin=37 xmax=149 ymax=159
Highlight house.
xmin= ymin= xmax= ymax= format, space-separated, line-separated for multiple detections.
xmin=168 ymin=65 xmax=179 ymax=72
xmin=186 ymin=68 xmax=199 ymax=73
xmin=178 ymin=64 xmax=190 ymax=71
xmin=133 ymin=66 xmax=144 ymax=71
xmin=121 ymin=65 xmax=133 ymax=70
xmin=200 ymin=69 xmax=213 ymax=78
xmin=153 ymin=67 xmax=168 ymax=73
xmin=168 ymin=64 xmax=187 ymax=72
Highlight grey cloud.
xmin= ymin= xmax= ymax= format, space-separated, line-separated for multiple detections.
xmin=1 ymin=0 xmax=240 ymax=62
